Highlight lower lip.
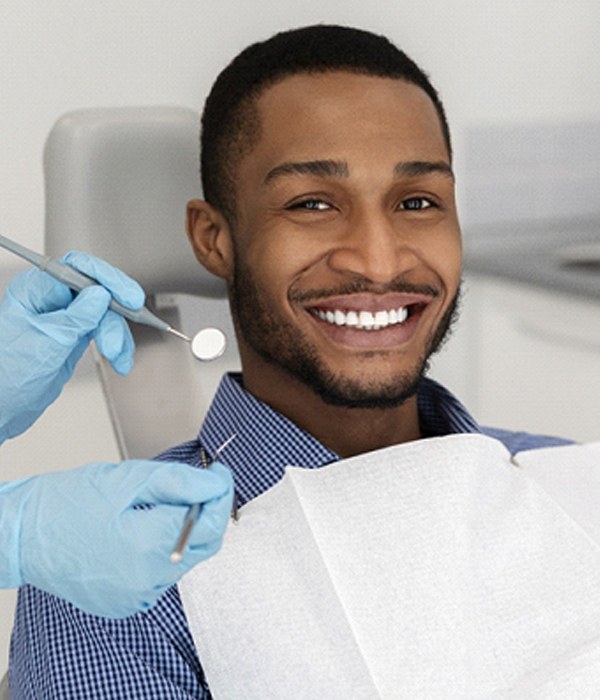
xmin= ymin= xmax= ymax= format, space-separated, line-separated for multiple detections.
xmin=307 ymin=307 xmax=425 ymax=350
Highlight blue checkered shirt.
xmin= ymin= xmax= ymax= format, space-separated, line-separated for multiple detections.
xmin=9 ymin=373 xmax=571 ymax=699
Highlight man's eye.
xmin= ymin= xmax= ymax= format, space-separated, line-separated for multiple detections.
xmin=289 ymin=199 xmax=332 ymax=211
xmin=400 ymin=197 xmax=434 ymax=211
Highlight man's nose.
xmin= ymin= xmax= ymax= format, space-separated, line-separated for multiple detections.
xmin=326 ymin=209 xmax=419 ymax=284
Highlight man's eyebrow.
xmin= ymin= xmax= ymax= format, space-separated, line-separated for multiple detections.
xmin=394 ymin=161 xmax=454 ymax=179
xmin=264 ymin=160 xmax=349 ymax=184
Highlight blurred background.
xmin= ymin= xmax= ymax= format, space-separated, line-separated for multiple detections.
xmin=1 ymin=0 xmax=600 ymax=674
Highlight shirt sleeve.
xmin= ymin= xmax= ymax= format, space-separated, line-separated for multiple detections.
xmin=9 ymin=584 xmax=211 ymax=699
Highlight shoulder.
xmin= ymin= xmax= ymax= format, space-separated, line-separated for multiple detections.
xmin=480 ymin=426 xmax=575 ymax=455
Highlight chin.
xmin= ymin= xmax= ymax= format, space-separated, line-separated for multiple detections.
xmin=288 ymin=354 xmax=429 ymax=410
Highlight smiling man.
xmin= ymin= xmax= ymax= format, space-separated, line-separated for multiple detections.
xmin=187 ymin=68 xmax=462 ymax=457
xmin=10 ymin=25 xmax=571 ymax=699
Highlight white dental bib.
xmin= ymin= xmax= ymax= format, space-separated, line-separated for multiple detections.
xmin=179 ymin=434 xmax=600 ymax=698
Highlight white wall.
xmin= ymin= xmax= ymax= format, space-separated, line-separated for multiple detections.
xmin=2 ymin=0 xmax=600 ymax=269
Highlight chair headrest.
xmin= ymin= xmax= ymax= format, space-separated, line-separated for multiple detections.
xmin=44 ymin=106 xmax=227 ymax=298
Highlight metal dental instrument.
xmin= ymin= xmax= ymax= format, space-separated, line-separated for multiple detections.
xmin=190 ymin=327 xmax=227 ymax=362
xmin=170 ymin=434 xmax=238 ymax=564
xmin=0 ymin=233 xmax=191 ymax=342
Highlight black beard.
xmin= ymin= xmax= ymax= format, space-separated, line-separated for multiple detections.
xmin=229 ymin=251 xmax=461 ymax=410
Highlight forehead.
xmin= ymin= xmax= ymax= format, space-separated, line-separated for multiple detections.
xmin=247 ymin=71 xmax=449 ymax=170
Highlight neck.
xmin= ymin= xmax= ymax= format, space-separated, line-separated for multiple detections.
xmin=241 ymin=365 xmax=422 ymax=459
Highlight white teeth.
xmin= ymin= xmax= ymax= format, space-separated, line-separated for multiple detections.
xmin=346 ymin=310 xmax=359 ymax=327
xmin=359 ymin=311 xmax=374 ymax=329
xmin=314 ymin=306 xmax=409 ymax=330
xmin=374 ymin=310 xmax=389 ymax=326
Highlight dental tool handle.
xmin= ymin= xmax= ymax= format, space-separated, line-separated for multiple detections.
xmin=170 ymin=503 xmax=200 ymax=564
xmin=0 ymin=234 xmax=40 ymax=266
xmin=0 ymin=233 xmax=185 ymax=338
xmin=42 ymin=257 xmax=175 ymax=334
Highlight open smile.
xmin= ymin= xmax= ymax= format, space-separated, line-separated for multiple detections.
xmin=305 ymin=294 xmax=435 ymax=348
xmin=309 ymin=304 xmax=416 ymax=330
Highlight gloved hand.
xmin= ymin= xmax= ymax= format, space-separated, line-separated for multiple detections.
xmin=0 ymin=458 xmax=233 ymax=618
xmin=0 ymin=251 xmax=144 ymax=444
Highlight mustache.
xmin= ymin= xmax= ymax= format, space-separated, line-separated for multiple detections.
xmin=289 ymin=278 xmax=440 ymax=304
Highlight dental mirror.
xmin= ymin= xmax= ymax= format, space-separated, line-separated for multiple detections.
xmin=191 ymin=327 xmax=227 ymax=361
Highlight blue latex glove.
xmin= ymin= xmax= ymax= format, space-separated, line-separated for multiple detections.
xmin=0 ymin=459 xmax=233 ymax=617
xmin=0 ymin=251 xmax=144 ymax=444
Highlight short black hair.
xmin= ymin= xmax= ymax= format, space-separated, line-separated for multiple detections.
xmin=200 ymin=24 xmax=451 ymax=223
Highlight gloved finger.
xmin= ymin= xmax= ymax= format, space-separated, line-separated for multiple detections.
xmin=61 ymin=336 xmax=91 ymax=382
xmin=93 ymin=309 xmax=136 ymax=376
xmin=205 ymin=460 xmax=233 ymax=485
xmin=29 ymin=285 xmax=112 ymax=346
xmin=62 ymin=251 xmax=145 ymax=310
xmin=130 ymin=460 xmax=234 ymax=508
xmin=124 ymin=500 xmax=227 ymax=551
xmin=5 ymin=268 xmax=74 ymax=314
xmin=187 ymin=487 xmax=233 ymax=547
xmin=138 ymin=505 xmax=227 ymax=580
xmin=180 ymin=537 xmax=224 ymax=570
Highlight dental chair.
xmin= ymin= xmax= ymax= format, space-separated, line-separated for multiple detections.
xmin=44 ymin=106 xmax=240 ymax=459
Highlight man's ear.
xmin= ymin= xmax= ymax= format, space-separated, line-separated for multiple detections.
xmin=186 ymin=200 xmax=233 ymax=279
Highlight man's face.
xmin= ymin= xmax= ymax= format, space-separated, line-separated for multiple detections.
xmin=225 ymin=71 xmax=462 ymax=408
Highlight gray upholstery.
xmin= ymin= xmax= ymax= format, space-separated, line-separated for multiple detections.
xmin=44 ymin=107 xmax=240 ymax=458
xmin=44 ymin=106 xmax=225 ymax=298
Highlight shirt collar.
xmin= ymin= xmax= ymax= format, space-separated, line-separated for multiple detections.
xmin=417 ymin=376 xmax=481 ymax=437
xmin=198 ymin=373 xmax=481 ymax=506
xmin=199 ymin=373 xmax=337 ymax=505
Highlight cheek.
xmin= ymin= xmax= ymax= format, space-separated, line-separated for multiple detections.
xmin=245 ymin=234 xmax=325 ymax=296
xmin=438 ymin=239 xmax=462 ymax=275
xmin=418 ymin=229 xmax=462 ymax=291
